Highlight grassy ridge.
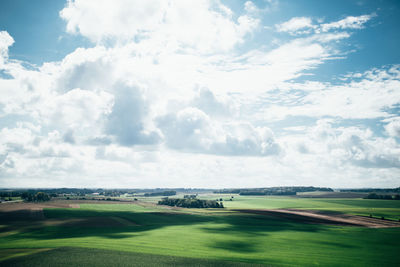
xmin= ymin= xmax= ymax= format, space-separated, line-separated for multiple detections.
xmin=0 ymin=197 xmax=400 ymax=266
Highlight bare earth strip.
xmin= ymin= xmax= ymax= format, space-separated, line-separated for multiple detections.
xmin=235 ymin=209 xmax=400 ymax=228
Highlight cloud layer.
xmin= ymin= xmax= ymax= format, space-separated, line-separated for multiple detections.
xmin=0 ymin=0 xmax=399 ymax=188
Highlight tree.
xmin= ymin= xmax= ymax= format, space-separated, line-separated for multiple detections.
xmin=35 ymin=192 xmax=50 ymax=202
xmin=158 ymin=198 xmax=223 ymax=209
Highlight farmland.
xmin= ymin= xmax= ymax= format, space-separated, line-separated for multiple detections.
xmin=0 ymin=195 xmax=400 ymax=266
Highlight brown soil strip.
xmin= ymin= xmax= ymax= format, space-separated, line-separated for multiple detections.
xmin=0 ymin=201 xmax=73 ymax=212
xmin=234 ymin=209 xmax=400 ymax=228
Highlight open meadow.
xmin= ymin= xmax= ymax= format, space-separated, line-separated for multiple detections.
xmin=0 ymin=195 xmax=400 ymax=266
xmin=2 ymin=0 xmax=400 ymax=266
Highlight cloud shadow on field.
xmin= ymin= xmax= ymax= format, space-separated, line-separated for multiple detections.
xmin=0 ymin=207 xmax=328 ymax=253
xmin=211 ymin=240 xmax=260 ymax=253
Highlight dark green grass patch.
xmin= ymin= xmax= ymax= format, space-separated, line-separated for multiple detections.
xmin=0 ymin=247 xmax=265 ymax=267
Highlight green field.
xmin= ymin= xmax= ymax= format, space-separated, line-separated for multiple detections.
xmin=1 ymin=196 xmax=399 ymax=266
xmin=217 ymin=196 xmax=400 ymax=220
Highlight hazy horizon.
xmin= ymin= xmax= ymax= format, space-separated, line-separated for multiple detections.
xmin=0 ymin=0 xmax=400 ymax=188
xmin=0 ymin=186 xmax=398 ymax=190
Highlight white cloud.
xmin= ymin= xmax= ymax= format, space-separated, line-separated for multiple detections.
xmin=0 ymin=4 xmax=398 ymax=188
xmin=105 ymin=82 xmax=161 ymax=146
xmin=157 ymin=107 xmax=280 ymax=156
xmin=273 ymin=120 xmax=400 ymax=189
xmin=295 ymin=120 xmax=400 ymax=168
xmin=0 ymin=31 xmax=14 ymax=66
xmin=190 ymin=87 xmax=235 ymax=117
xmin=320 ymin=14 xmax=374 ymax=32
xmin=40 ymin=88 xmax=114 ymax=135
xmin=384 ymin=117 xmax=400 ymax=138
xmin=244 ymin=1 xmax=259 ymax=14
xmin=253 ymin=65 xmax=400 ymax=121
xmin=60 ymin=0 xmax=259 ymax=53
xmin=276 ymin=17 xmax=314 ymax=35
xmin=194 ymin=31 xmax=351 ymax=96
xmin=60 ymin=0 xmax=168 ymax=43
xmin=275 ymin=14 xmax=374 ymax=35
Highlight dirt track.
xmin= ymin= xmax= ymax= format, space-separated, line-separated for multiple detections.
xmin=235 ymin=209 xmax=400 ymax=228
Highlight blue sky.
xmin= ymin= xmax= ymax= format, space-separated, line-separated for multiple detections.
xmin=0 ymin=0 xmax=399 ymax=188
xmin=0 ymin=0 xmax=91 ymax=64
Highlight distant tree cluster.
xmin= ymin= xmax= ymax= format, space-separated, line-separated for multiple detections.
xmin=21 ymin=192 xmax=51 ymax=202
xmin=0 ymin=191 xmax=18 ymax=201
xmin=214 ymin=186 xmax=333 ymax=196
xmin=158 ymin=198 xmax=223 ymax=208
xmin=341 ymin=187 xmax=400 ymax=193
xmin=0 ymin=191 xmax=22 ymax=198
xmin=0 ymin=188 xmax=215 ymax=200
xmin=144 ymin=190 xmax=176 ymax=197
xmin=135 ymin=188 xmax=212 ymax=194
xmin=214 ymin=189 xmax=241 ymax=194
xmin=364 ymin=193 xmax=400 ymax=200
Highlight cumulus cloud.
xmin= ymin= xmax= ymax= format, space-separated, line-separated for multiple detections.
xmin=0 ymin=31 xmax=14 ymax=66
xmin=60 ymin=0 xmax=259 ymax=53
xmin=282 ymin=119 xmax=400 ymax=170
xmin=190 ymin=87 xmax=234 ymax=117
xmin=253 ymin=65 xmax=400 ymax=121
xmin=384 ymin=117 xmax=400 ymax=138
xmin=51 ymin=46 xmax=114 ymax=93
xmin=60 ymin=0 xmax=168 ymax=43
xmin=157 ymin=107 xmax=280 ymax=156
xmin=0 ymin=128 xmax=75 ymax=179
xmin=40 ymin=88 xmax=114 ymax=137
xmin=0 ymin=2 xmax=398 ymax=188
xmin=105 ymin=82 xmax=161 ymax=146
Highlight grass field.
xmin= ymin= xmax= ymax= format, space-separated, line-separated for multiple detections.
xmin=0 ymin=247 xmax=263 ymax=267
xmin=198 ymin=195 xmax=400 ymax=220
xmin=0 ymin=195 xmax=399 ymax=266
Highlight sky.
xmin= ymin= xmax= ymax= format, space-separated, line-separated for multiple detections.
xmin=0 ymin=0 xmax=399 ymax=188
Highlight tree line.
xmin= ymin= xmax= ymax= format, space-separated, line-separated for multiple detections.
xmin=144 ymin=190 xmax=176 ymax=197
xmin=21 ymin=192 xmax=51 ymax=202
xmin=214 ymin=186 xmax=333 ymax=196
xmin=158 ymin=198 xmax=223 ymax=208
xmin=341 ymin=187 xmax=400 ymax=193
xmin=364 ymin=193 xmax=400 ymax=200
